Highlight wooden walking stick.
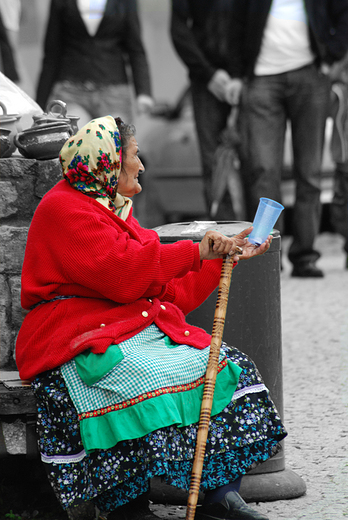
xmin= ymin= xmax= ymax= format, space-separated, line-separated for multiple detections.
xmin=186 ymin=243 xmax=243 ymax=520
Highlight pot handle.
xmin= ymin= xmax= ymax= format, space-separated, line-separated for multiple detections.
xmin=46 ymin=99 xmax=67 ymax=118
xmin=0 ymin=101 xmax=8 ymax=115
xmin=13 ymin=133 xmax=22 ymax=148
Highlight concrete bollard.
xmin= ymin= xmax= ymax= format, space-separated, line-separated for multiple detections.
xmin=150 ymin=221 xmax=306 ymax=504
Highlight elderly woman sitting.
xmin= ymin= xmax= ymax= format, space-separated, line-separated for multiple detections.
xmin=16 ymin=116 xmax=286 ymax=520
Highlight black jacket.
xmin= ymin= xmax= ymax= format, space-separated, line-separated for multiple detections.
xmin=228 ymin=0 xmax=348 ymax=79
xmin=171 ymin=0 xmax=235 ymax=84
xmin=36 ymin=0 xmax=152 ymax=109
xmin=0 ymin=12 xmax=19 ymax=82
xmin=171 ymin=0 xmax=348 ymax=84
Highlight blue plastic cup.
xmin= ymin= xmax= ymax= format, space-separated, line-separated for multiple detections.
xmin=248 ymin=197 xmax=284 ymax=245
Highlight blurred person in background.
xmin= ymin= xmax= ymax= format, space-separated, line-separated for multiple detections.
xmin=36 ymin=0 xmax=154 ymax=126
xmin=0 ymin=0 xmax=33 ymax=92
xmin=329 ymin=52 xmax=348 ymax=268
xmin=0 ymin=11 xmax=19 ymax=82
xmin=225 ymin=0 xmax=348 ymax=278
xmin=0 ymin=0 xmax=21 ymax=83
xmin=170 ymin=0 xmax=241 ymax=221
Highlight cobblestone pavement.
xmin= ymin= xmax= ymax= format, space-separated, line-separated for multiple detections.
xmin=150 ymin=232 xmax=348 ymax=520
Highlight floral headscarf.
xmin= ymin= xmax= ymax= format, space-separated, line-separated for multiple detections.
xmin=59 ymin=115 xmax=132 ymax=220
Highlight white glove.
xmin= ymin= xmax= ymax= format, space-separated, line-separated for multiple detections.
xmin=207 ymin=69 xmax=232 ymax=102
xmin=224 ymin=78 xmax=243 ymax=106
xmin=136 ymin=95 xmax=155 ymax=115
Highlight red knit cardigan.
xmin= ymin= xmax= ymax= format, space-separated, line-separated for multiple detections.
xmin=16 ymin=181 xmax=231 ymax=380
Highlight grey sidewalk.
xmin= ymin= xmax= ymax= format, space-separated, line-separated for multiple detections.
xmin=150 ymin=232 xmax=348 ymax=520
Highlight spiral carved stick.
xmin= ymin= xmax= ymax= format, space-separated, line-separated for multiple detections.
xmin=185 ymin=245 xmax=242 ymax=520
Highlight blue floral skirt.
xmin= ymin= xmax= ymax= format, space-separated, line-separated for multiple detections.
xmin=32 ymin=344 xmax=286 ymax=513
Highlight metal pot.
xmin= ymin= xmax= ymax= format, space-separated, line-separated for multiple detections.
xmin=0 ymin=101 xmax=21 ymax=157
xmin=32 ymin=99 xmax=79 ymax=134
xmin=0 ymin=127 xmax=12 ymax=158
xmin=14 ymin=122 xmax=73 ymax=160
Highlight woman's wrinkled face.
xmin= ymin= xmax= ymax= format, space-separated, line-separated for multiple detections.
xmin=117 ymin=136 xmax=145 ymax=198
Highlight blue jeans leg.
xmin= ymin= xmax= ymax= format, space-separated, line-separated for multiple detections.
xmin=50 ymin=81 xmax=134 ymax=123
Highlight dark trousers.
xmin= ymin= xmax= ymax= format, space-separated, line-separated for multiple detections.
xmin=190 ymin=80 xmax=234 ymax=220
xmin=239 ymin=64 xmax=331 ymax=265
xmin=331 ymin=164 xmax=348 ymax=253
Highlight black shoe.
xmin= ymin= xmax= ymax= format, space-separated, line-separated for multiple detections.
xmin=66 ymin=502 xmax=96 ymax=520
xmin=291 ymin=262 xmax=324 ymax=278
xmin=107 ymin=496 xmax=161 ymax=520
xmin=195 ymin=491 xmax=269 ymax=520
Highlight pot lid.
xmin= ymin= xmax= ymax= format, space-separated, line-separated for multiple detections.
xmin=0 ymin=126 xmax=12 ymax=134
xmin=32 ymin=99 xmax=69 ymax=127
xmin=0 ymin=114 xmax=17 ymax=123
xmin=21 ymin=121 xmax=71 ymax=134
xmin=32 ymin=114 xmax=71 ymax=126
